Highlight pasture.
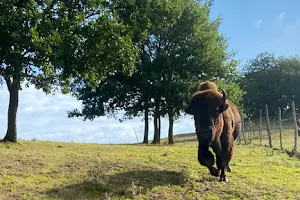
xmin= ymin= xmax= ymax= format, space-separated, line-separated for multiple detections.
xmin=0 ymin=132 xmax=300 ymax=200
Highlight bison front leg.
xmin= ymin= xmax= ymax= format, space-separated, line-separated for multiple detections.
xmin=218 ymin=144 xmax=234 ymax=182
xmin=219 ymin=168 xmax=227 ymax=182
xmin=198 ymin=143 xmax=219 ymax=177
xmin=213 ymin=154 xmax=227 ymax=182
xmin=215 ymin=154 xmax=227 ymax=182
xmin=212 ymin=141 xmax=228 ymax=182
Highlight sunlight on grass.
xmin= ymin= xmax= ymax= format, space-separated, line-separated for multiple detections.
xmin=0 ymin=133 xmax=299 ymax=199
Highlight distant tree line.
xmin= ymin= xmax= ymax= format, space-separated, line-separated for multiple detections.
xmin=241 ymin=52 xmax=300 ymax=119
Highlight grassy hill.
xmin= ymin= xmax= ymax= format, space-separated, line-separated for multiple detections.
xmin=0 ymin=133 xmax=300 ymax=200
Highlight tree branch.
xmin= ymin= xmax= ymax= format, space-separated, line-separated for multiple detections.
xmin=22 ymin=49 xmax=31 ymax=57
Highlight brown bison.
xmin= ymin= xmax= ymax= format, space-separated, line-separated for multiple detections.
xmin=185 ymin=82 xmax=242 ymax=182
xmin=197 ymin=80 xmax=218 ymax=91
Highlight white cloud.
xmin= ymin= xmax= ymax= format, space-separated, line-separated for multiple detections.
xmin=255 ymin=19 xmax=262 ymax=29
xmin=276 ymin=12 xmax=285 ymax=24
xmin=0 ymin=85 xmax=195 ymax=144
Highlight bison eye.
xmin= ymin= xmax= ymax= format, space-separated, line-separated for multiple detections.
xmin=215 ymin=107 xmax=220 ymax=113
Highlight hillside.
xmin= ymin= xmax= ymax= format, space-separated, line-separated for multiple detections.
xmin=0 ymin=133 xmax=300 ymax=200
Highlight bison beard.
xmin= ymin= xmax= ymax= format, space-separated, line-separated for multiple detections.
xmin=185 ymin=83 xmax=241 ymax=182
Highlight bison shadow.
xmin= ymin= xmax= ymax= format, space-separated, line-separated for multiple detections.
xmin=46 ymin=169 xmax=186 ymax=199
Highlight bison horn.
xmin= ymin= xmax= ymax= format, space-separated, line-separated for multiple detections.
xmin=220 ymin=88 xmax=227 ymax=102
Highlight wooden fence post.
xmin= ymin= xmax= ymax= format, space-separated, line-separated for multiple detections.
xmin=265 ymin=104 xmax=272 ymax=148
xmin=291 ymin=101 xmax=298 ymax=153
xmin=242 ymin=117 xmax=246 ymax=144
xmin=278 ymin=107 xmax=283 ymax=150
xmin=273 ymin=118 xmax=276 ymax=132
xmin=248 ymin=118 xmax=252 ymax=144
xmin=259 ymin=109 xmax=262 ymax=145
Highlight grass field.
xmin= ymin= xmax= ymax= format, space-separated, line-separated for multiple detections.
xmin=245 ymin=128 xmax=298 ymax=152
xmin=0 ymin=132 xmax=300 ymax=200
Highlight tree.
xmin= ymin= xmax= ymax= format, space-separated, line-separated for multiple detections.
xmin=275 ymin=56 xmax=300 ymax=112
xmin=68 ymin=0 xmax=243 ymax=145
xmin=146 ymin=0 xmax=241 ymax=144
xmin=242 ymin=52 xmax=300 ymax=117
xmin=0 ymin=0 xmax=138 ymax=142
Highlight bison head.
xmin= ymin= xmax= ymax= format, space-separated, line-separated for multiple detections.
xmin=185 ymin=88 xmax=229 ymax=144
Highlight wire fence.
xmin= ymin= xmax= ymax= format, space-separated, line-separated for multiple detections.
xmin=239 ymin=101 xmax=299 ymax=156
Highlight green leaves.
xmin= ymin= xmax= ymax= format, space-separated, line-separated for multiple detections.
xmin=242 ymin=52 xmax=300 ymax=117
xmin=0 ymin=0 xmax=138 ymax=91
xmin=215 ymin=80 xmax=246 ymax=114
xmin=69 ymin=0 xmax=243 ymax=123
xmin=0 ymin=0 xmax=142 ymax=141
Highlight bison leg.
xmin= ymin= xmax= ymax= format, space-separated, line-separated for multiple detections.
xmin=219 ymin=144 xmax=234 ymax=182
xmin=198 ymin=143 xmax=219 ymax=177
xmin=215 ymin=155 xmax=227 ymax=182
xmin=219 ymin=169 xmax=227 ymax=182
xmin=212 ymin=140 xmax=232 ymax=182
xmin=226 ymin=165 xmax=232 ymax=172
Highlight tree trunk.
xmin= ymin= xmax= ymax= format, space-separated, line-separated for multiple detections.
xmin=168 ymin=113 xmax=174 ymax=144
xmin=152 ymin=101 xmax=160 ymax=144
xmin=152 ymin=114 xmax=159 ymax=144
xmin=3 ymin=82 xmax=19 ymax=142
xmin=143 ymin=103 xmax=149 ymax=144
xmin=157 ymin=114 xmax=161 ymax=143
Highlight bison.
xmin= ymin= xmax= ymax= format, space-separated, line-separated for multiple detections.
xmin=197 ymin=80 xmax=218 ymax=91
xmin=185 ymin=81 xmax=242 ymax=182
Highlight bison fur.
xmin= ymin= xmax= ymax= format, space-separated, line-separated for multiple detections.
xmin=185 ymin=81 xmax=242 ymax=182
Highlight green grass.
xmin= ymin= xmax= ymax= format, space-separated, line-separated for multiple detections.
xmin=245 ymin=128 xmax=298 ymax=151
xmin=0 ymin=133 xmax=300 ymax=200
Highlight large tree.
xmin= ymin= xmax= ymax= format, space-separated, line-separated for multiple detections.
xmin=0 ymin=0 xmax=138 ymax=142
xmin=143 ymin=0 xmax=241 ymax=144
xmin=69 ymin=0 xmax=243 ymax=144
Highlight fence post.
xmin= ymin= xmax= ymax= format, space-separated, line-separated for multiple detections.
xmin=278 ymin=107 xmax=283 ymax=150
xmin=291 ymin=101 xmax=298 ymax=153
xmin=273 ymin=118 xmax=276 ymax=132
xmin=259 ymin=109 xmax=262 ymax=145
xmin=242 ymin=117 xmax=246 ymax=144
xmin=265 ymin=104 xmax=272 ymax=148
xmin=248 ymin=118 xmax=252 ymax=144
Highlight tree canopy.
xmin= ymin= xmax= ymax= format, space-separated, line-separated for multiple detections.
xmin=69 ymin=0 xmax=244 ymax=144
xmin=0 ymin=0 xmax=139 ymax=142
xmin=241 ymin=52 xmax=300 ymax=118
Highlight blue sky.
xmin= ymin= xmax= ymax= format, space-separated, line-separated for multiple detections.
xmin=210 ymin=0 xmax=300 ymax=65
xmin=0 ymin=1 xmax=299 ymax=144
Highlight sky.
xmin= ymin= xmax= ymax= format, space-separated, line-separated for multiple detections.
xmin=210 ymin=0 xmax=300 ymax=63
xmin=0 ymin=0 xmax=299 ymax=144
